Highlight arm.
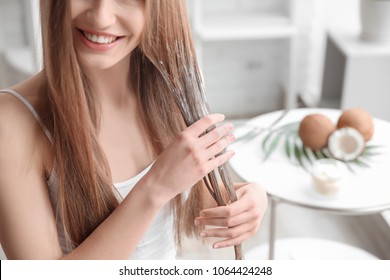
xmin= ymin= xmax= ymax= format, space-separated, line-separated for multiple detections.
xmin=0 ymin=98 xmax=234 ymax=259
xmin=0 ymin=95 xmax=63 ymax=259
xmin=0 ymin=120 xmax=163 ymax=260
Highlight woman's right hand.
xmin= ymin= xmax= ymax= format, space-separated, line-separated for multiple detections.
xmin=143 ymin=114 xmax=235 ymax=204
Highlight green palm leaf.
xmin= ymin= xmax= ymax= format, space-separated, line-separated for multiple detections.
xmin=351 ymin=158 xmax=371 ymax=168
xmin=302 ymin=145 xmax=314 ymax=164
xmin=263 ymin=132 xmax=283 ymax=162
xmin=261 ymin=130 xmax=274 ymax=154
xmin=313 ymin=150 xmax=325 ymax=160
xmin=293 ymin=139 xmax=309 ymax=171
xmin=284 ymin=134 xmax=293 ymax=159
xmin=321 ymin=148 xmax=333 ymax=158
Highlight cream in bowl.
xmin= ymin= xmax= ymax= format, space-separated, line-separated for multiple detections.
xmin=310 ymin=158 xmax=346 ymax=196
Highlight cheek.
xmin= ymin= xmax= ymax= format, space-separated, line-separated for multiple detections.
xmin=127 ymin=10 xmax=146 ymax=36
xmin=70 ymin=1 xmax=85 ymax=21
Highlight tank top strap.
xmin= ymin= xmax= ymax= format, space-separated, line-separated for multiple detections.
xmin=0 ymin=89 xmax=53 ymax=143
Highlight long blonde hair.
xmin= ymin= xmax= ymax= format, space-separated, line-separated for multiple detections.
xmin=38 ymin=0 xmax=205 ymax=250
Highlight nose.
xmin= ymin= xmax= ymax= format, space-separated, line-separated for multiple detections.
xmin=86 ymin=0 xmax=116 ymax=29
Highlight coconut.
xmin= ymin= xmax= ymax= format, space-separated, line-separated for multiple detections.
xmin=337 ymin=108 xmax=374 ymax=142
xmin=328 ymin=127 xmax=366 ymax=161
xmin=298 ymin=114 xmax=336 ymax=150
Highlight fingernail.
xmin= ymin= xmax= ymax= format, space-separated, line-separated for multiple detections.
xmin=213 ymin=244 xmax=220 ymax=249
xmin=194 ymin=220 xmax=200 ymax=226
xmin=200 ymin=211 xmax=206 ymax=217
xmin=200 ymin=232 xmax=207 ymax=237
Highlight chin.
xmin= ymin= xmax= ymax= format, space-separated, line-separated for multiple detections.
xmin=77 ymin=50 xmax=132 ymax=72
xmin=77 ymin=56 xmax=122 ymax=71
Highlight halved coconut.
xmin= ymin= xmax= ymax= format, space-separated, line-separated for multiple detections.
xmin=328 ymin=127 xmax=365 ymax=161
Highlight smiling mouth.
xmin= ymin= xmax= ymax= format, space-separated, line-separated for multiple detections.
xmin=79 ymin=29 xmax=122 ymax=44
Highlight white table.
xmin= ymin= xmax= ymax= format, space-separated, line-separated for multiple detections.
xmin=229 ymin=108 xmax=390 ymax=259
xmin=245 ymin=238 xmax=378 ymax=260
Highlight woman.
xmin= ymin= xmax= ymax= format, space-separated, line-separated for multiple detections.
xmin=0 ymin=0 xmax=267 ymax=259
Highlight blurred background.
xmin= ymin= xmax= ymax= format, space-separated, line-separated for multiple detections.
xmin=2 ymin=0 xmax=390 ymax=121
xmin=0 ymin=0 xmax=389 ymax=259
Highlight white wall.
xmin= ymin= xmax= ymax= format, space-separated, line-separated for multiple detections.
xmin=187 ymin=0 xmax=362 ymax=117
xmin=200 ymin=0 xmax=290 ymax=17
xmin=202 ymin=39 xmax=288 ymax=117
xmin=0 ymin=0 xmax=41 ymax=88
xmin=0 ymin=0 xmax=26 ymax=47
xmin=0 ymin=245 xmax=6 ymax=260
xmin=26 ymin=0 xmax=42 ymax=71
xmin=324 ymin=0 xmax=360 ymax=33
xmin=290 ymin=0 xmax=360 ymax=106
xmin=188 ymin=0 xmax=293 ymax=118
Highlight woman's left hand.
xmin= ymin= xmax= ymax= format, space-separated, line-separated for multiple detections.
xmin=194 ymin=182 xmax=268 ymax=249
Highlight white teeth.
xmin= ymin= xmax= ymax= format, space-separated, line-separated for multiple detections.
xmin=83 ymin=31 xmax=117 ymax=44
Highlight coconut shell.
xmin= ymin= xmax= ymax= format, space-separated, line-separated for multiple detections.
xmin=299 ymin=114 xmax=336 ymax=150
xmin=337 ymin=108 xmax=374 ymax=142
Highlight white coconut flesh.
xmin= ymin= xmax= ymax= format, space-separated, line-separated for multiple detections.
xmin=328 ymin=127 xmax=365 ymax=161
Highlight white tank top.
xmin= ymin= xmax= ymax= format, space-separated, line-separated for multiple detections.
xmin=0 ymin=89 xmax=176 ymax=260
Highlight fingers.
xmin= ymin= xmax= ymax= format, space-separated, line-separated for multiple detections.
xmin=195 ymin=211 xmax=259 ymax=249
xmin=200 ymin=222 xmax=252 ymax=239
xmin=204 ymin=132 xmax=235 ymax=157
xmin=199 ymin=123 xmax=234 ymax=149
xmin=183 ymin=114 xmax=235 ymax=164
xmin=196 ymin=221 xmax=256 ymax=249
xmin=199 ymin=195 xmax=253 ymax=220
xmin=200 ymin=123 xmax=235 ymax=165
xmin=213 ymin=232 xmax=254 ymax=249
xmin=187 ymin=114 xmax=226 ymax=137
xmin=204 ymin=150 xmax=235 ymax=174
xmin=196 ymin=210 xmax=256 ymax=228
xmin=194 ymin=183 xmax=267 ymax=249
xmin=194 ymin=206 xmax=259 ymax=249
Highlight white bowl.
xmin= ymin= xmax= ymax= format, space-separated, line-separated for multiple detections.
xmin=310 ymin=158 xmax=347 ymax=196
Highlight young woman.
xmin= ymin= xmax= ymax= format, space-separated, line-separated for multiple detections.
xmin=0 ymin=0 xmax=267 ymax=259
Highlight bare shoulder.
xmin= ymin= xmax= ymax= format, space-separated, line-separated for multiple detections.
xmin=0 ymin=71 xmax=50 ymax=174
xmin=0 ymin=72 xmax=44 ymax=137
xmin=0 ymin=73 xmax=62 ymax=259
xmin=0 ymin=71 xmax=43 ymax=105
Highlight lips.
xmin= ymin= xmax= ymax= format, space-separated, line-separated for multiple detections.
xmin=83 ymin=31 xmax=118 ymax=44
xmin=77 ymin=28 xmax=124 ymax=51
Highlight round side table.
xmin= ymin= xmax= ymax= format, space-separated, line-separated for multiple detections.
xmin=230 ymin=108 xmax=390 ymax=259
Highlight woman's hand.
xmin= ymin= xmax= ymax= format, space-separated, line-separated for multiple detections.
xmin=194 ymin=182 xmax=268 ymax=249
xmin=143 ymin=114 xmax=235 ymax=205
